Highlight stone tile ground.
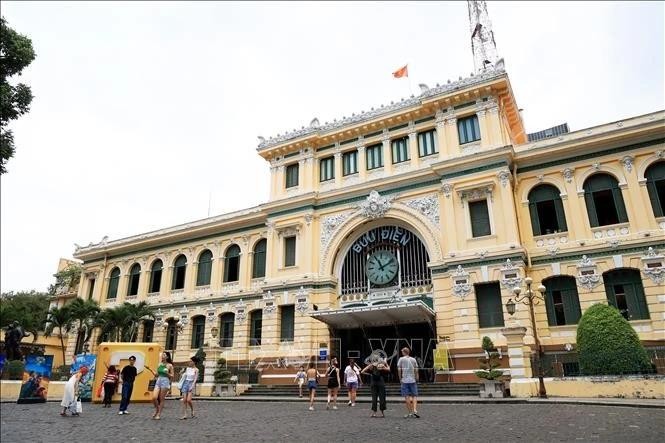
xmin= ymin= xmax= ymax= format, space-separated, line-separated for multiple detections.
xmin=1 ymin=400 xmax=663 ymax=442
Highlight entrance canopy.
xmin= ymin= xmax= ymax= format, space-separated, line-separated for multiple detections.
xmin=310 ymin=300 xmax=435 ymax=330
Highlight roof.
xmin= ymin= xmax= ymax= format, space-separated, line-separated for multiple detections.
xmin=527 ymin=123 xmax=570 ymax=142
xmin=309 ymin=300 xmax=435 ymax=329
xmin=257 ymin=67 xmax=508 ymax=151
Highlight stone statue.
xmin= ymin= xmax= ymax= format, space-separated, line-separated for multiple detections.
xmin=4 ymin=321 xmax=29 ymax=361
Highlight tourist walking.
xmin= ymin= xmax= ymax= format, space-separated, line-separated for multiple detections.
xmin=118 ymin=355 xmax=137 ymax=415
xmin=344 ymin=358 xmax=361 ymax=406
xmin=305 ymin=362 xmax=320 ymax=410
xmin=147 ymin=351 xmax=173 ymax=420
xmin=325 ymin=357 xmax=340 ymax=410
xmin=294 ymin=365 xmax=306 ymax=398
xmin=179 ymin=356 xmax=199 ymax=420
xmin=397 ymin=347 xmax=420 ymax=418
xmin=361 ymin=358 xmax=389 ymax=417
xmin=101 ymin=365 xmax=119 ymax=407
xmin=60 ymin=366 xmax=88 ymax=416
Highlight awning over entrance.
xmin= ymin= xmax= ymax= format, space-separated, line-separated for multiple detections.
xmin=309 ymin=300 xmax=435 ymax=330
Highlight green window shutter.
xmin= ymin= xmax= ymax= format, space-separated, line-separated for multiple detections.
xmin=196 ymin=250 xmax=213 ymax=286
xmin=475 ymin=282 xmax=504 ymax=328
xmin=469 ymin=200 xmax=491 ymax=237
xmin=284 ymin=236 xmax=296 ymax=267
xmin=529 ymin=202 xmax=541 ymax=236
xmin=280 ymin=305 xmax=295 ymax=341
xmin=562 ymin=287 xmax=581 ymax=324
xmin=584 ymin=191 xmax=599 ymax=227
xmin=646 ymin=180 xmax=664 ymax=217
xmin=252 ymin=239 xmax=267 ymax=278
xmin=612 ymin=187 xmax=629 ymax=223
xmin=554 ymin=198 xmax=568 ymax=232
xmin=285 ymin=164 xmax=299 ymax=188
xmin=625 ymin=282 xmax=649 ymax=320
xmin=544 ymin=289 xmax=557 ymax=326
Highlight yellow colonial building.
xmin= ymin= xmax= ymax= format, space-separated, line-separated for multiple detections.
xmin=65 ymin=3 xmax=664 ymax=386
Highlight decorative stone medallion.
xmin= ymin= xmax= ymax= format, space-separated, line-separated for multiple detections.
xmin=641 ymin=247 xmax=664 ymax=284
xmin=451 ymin=265 xmax=472 ymax=299
xmin=576 ymin=255 xmax=601 ymax=290
xmin=358 ymin=190 xmax=392 ymax=219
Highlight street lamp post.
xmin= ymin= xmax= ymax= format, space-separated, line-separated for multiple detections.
xmin=506 ymin=276 xmax=548 ymax=398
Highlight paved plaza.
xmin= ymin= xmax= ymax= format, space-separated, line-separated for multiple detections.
xmin=1 ymin=399 xmax=664 ymax=442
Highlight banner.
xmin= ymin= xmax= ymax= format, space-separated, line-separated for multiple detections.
xmin=17 ymin=355 xmax=54 ymax=404
xmin=71 ymin=353 xmax=97 ymax=401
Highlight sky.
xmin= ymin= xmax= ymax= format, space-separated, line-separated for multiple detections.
xmin=1 ymin=1 xmax=664 ymax=293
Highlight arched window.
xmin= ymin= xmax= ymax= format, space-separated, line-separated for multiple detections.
xmin=220 ymin=313 xmax=235 ymax=347
xmin=543 ymin=276 xmax=581 ymax=326
xmin=172 ymin=254 xmax=187 ymax=290
xmin=645 ymin=161 xmax=665 ymax=217
xmin=196 ymin=250 xmax=213 ymax=286
xmin=583 ymin=173 xmax=628 ymax=227
xmin=224 ymin=245 xmax=241 ymax=282
xmin=128 ymin=263 xmax=141 ymax=296
xmin=252 ymin=239 xmax=267 ymax=278
xmin=191 ymin=315 xmax=206 ymax=349
xmin=249 ymin=310 xmax=262 ymax=346
xmin=107 ymin=267 xmax=120 ymax=299
xmin=149 ymin=260 xmax=163 ymax=293
xmin=603 ymin=269 xmax=649 ymax=320
xmin=165 ymin=319 xmax=178 ymax=350
xmin=528 ymin=184 xmax=568 ymax=236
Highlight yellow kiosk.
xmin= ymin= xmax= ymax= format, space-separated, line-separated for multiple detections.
xmin=93 ymin=342 xmax=163 ymax=403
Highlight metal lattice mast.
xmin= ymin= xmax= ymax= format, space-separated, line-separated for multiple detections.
xmin=468 ymin=1 xmax=502 ymax=74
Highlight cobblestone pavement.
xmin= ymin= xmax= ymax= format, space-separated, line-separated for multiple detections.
xmin=1 ymin=399 xmax=663 ymax=442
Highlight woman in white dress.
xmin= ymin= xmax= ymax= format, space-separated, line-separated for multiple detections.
xmin=60 ymin=366 xmax=88 ymax=416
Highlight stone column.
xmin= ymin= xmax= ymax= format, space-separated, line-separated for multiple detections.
xmin=502 ymin=326 xmax=537 ymax=398
xmin=381 ymin=132 xmax=393 ymax=175
xmin=408 ymin=128 xmax=419 ymax=168
xmin=298 ymin=158 xmax=305 ymax=191
xmin=334 ymin=149 xmax=343 ymax=187
xmin=443 ymin=110 xmax=459 ymax=156
xmin=269 ymin=164 xmax=278 ymax=200
xmin=357 ymin=145 xmax=367 ymax=180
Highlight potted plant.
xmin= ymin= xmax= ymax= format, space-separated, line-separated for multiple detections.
xmin=212 ymin=357 xmax=233 ymax=396
xmin=475 ymin=336 xmax=505 ymax=398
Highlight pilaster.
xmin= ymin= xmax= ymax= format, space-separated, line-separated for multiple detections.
xmin=408 ymin=126 xmax=420 ymax=168
xmin=381 ymin=132 xmax=393 ymax=175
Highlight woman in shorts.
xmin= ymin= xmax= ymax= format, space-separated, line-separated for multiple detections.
xmin=325 ymin=357 xmax=340 ymax=410
xmin=179 ymin=356 xmax=199 ymax=420
xmin=344 ymin=358 xmax=361 ymax=407
xmin=148 ymin=351 xmax=173 ymax=420
xmin=305 ymin=362 xmax=319 ymax=411
xmin=294 ymin=366 xmax=306 ymax=398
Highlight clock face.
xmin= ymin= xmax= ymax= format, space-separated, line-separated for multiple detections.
xmin=366 ymin=250 xmax=398 ymax=285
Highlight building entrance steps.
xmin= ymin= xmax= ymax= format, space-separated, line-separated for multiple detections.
xmin=240 ymin=383 xmax=481 ymax=397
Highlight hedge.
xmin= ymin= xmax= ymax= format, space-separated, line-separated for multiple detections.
xmin=576 ymin=303 xmax=651 ymax=376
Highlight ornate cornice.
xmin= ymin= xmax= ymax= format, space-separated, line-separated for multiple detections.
xmin=257 ymin=68 xmax=506 ymax=151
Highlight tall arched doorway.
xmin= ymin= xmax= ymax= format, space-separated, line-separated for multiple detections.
xmin=312 ymin=224 xmax=436 ymax=382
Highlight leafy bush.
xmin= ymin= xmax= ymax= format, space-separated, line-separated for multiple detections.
xmin=577 ymin=303 xmax=651 ymax=376
xmin=214 ymin=358 xmax=232 ymax=384
xmin=475 ymin=336 xmax=503 ymax=380
xmin=51 ymin=364 xmax=71 ymax=381
xmin=194 ymin=348 xmax=206 ymax=382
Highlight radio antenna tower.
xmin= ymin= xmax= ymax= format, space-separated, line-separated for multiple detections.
xmin=468 ymin=1 xmax=503 ymax=74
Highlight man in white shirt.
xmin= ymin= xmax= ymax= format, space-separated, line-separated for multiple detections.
xmin=397 ymin=347 xmax=420 ymax=418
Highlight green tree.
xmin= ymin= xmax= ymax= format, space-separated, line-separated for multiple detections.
xmin=44 ymin=305 xmax=73 ymax=366
xmin=577 ymin=303 xmax=651 ymax=376
xmin=475 ymin=336 xmax=504 ymax=380
xmin=48 ymin=264 xmax=82 ymax=296
xmin=0 ymin=17 xmax=36 ymax=174
xmin=67 ymin=298 xmax=100 ymax=346
xmin=0 ymin=290 xmax=50 ymax=339
xmin=94 ymin=305 xmax=128 ymax=343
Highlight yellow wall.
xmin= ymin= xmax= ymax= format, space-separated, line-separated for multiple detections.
xmin=510 ymin=376 xmax=665 ymax=399
xmin=93 ymin=342 xmax=162 ymax=403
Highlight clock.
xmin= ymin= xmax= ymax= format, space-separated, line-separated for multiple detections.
xmin=366 ymin=250 xmax=398 ymax=285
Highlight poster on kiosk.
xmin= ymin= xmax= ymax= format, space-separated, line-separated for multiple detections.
xmin=93 ymin=343 xmax=163 ymax=403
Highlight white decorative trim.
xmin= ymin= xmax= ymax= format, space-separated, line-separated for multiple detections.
xmin=562 ymin=168 xmax=574 ymax=184
xmin=576 ymin=255 xmax=601 ymax=291
xmin=457 ymin=185 xmax=493 ymax=207
xmin=441 ymin=181 xmax=453 ymax=198
xmin=500 ymin=259 xmax=523 ymax=290
xmin=451 ymin=265 xmax=472 ymax=299
xmin=295 ymin=287 xmax=309 ymax=315
xmin=320 ymin=211 xmax=354 ymax=259
xmin=497 ymin=169 xmax=512 ymax=188
xmin=403 ymin=194 xmax=440 ymax=227
xmin=234 ymin=300 xmax=247 ymax=324
xmin=641 ymin=247 xmax=665 ymax=284
xmin=621 ymin=155 xmax=634 ymax=173
xmin=358 ymin=190 xmax=393 ymax=219
xmin=206 ymin=302 xmax=217 ymax=323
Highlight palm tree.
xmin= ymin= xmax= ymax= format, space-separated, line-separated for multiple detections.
xmin=67 ymin=298 xmax=100 ymax=349
xmin=94 ymin=305 xmax=129 ymax=343
xmin=122 ymin=301 xmax=155 ymax=342
xmin=44 ymin=305 xmax=73 ymax=366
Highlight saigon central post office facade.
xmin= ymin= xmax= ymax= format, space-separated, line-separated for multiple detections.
xmin=71 ymin=68 xmax=665 ymax=383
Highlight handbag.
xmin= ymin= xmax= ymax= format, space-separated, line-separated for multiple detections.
xmin=176 ymin=372 xmax=186 ymax=391
xmin=75 ymin=398 xmax=83 ymax=414
xmin=96 ymin=384 xmax=103 ymax=398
